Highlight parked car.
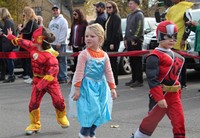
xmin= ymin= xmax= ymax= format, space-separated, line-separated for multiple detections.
xmin=118 ymin=17 xmax=157 ymax=74
xmin=143 ymin=9 xmax=200 ymax=71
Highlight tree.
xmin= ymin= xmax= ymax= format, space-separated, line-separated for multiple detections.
xmin=83 ymin=0 xmax=155 ymax=18
xmin=63 ymin=0 xmax=73 ymax=19
xmin=84 ymin=0 xmax=129 ymax=18
xmin=0 ymin=0 xmax=28 ymax=24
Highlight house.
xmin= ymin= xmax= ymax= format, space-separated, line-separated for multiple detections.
xmin=26 ymin=0 xmax=85 ymax=27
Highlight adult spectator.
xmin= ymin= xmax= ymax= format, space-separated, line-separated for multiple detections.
xmin=124 ymin=0 xmax=144 ymax=88
xmin=0 ymin=7 xmax=16 ymax=83
xmin=68 ymin=9 xmax=88 ymax=82
xmin=103 ymin=1 xmax=123 ymax=85
xmin=165 ymin=0 xmax=193 ymax=88
xmin=154 ymin=0 xmax=173 ymax=23
xmin=187 ymin=20 xmax=200 ymax=91
xmin=37 ymin=15 xmax=44 ymax=27
xmin=18 ymin=6 xmax=39 ymax=84
xmin=93 ymin=2 xmax=107 ymax=29
xmin=0 ymin=17 xmax=6 ymax=81
xmin=49 ymin=5 xmax=68 ymax=84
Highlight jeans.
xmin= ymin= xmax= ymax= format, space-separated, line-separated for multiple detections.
xmin=80 ymin=125 xmax=97 ymax=137
xmin=5 ymin=59 xmax=14 ymax=76
xmin=52 ymin=44 xmax=68 ymax=81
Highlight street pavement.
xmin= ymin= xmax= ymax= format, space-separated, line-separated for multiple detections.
xmin=0 ymin=70 xmax=200 ymax=138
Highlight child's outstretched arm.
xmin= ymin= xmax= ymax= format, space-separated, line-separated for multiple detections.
xmin=5 ymin=28 xmax=34 ymax=52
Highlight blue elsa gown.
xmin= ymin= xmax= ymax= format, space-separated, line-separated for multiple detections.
xmin=69 ymin=54 xmax=113 ymax=127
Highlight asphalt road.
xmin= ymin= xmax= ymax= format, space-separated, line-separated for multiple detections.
xmin=0 ymin=70 xmax=200 ymax=138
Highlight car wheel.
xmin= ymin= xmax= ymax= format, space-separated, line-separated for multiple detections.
xmin=194 ymin=66 xmax=200 ymax=71
xmin=118 ymin=56 xmax=132 ymax=75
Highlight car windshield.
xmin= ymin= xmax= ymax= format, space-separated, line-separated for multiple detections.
xmin=192 ymin=9 xmax=200 ymax=21
xmin=121 ymin=18 xmax=157 ymax=34
xmin=121 ymin=18 xmax=126 ymax=34
xmin=144 ymin=18 xmax=157 ymax=31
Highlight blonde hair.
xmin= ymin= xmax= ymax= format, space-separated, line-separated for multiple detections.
xmin=86 ymin=23 xmax=105 ymax=47
xmin=0 ymin=7 xmax=12 ymax=22
xmin=23 ymin=7 xmax=37 ymax=25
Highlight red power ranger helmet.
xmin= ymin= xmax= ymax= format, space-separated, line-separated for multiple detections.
xmin=156 ymin=20 xmax=178 ymax=42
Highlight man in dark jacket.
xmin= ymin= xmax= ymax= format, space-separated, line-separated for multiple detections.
xmin=124 ymin=0 xmax=144 ymax=88
xmin=93 ymin=2 xmax=107 ymax=29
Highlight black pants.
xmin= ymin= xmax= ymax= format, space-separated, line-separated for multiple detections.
xmin=0 ymin=58 xmax=6 ymax=79
xmin=127 ymin=40 xmax=143 ymax=83
xmin=103 ymin=41 xmax=120 ymax=85
xmin=72 ymin=47 xmax=83 ymax=73
xmin=109 ymin=56 xmax=119 ymax=85
xmin=180 ymin=62 xmax=187 ymax=86
xmin=20 ymin=47 xmax=33 ymax=78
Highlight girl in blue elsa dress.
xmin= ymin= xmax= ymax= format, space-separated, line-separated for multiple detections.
xmin=69 ymin=23 xmax=117 ymax=138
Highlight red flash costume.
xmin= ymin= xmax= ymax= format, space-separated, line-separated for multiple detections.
xmin=7 ymin=27 xmax=69 ymax=135
xmin=133 ymin=21 xmax=185 ymax=138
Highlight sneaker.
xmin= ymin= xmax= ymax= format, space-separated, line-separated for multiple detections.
xmin=25 ymin=130 xmax=40 ymax=135
xmin=78 ymin=133 xmax=90 ymax=138
xmin=130 ymin=82 xmax=143 ymax=88
xmin=24 ymin=78 xmax=33 ymax=84
xmin=59 ymin=80 xmax=68 ymax=84
xmin=181 ymin=85 xmax=187 ymax=89
xmin=125 ymin=80 xmax=134 ymax=86
xmin=3 ymin=75 xmax=15 ymax=83
xmin=22 ymin=75 xmax=30 ymax=80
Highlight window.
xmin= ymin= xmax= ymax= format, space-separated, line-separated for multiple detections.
xmin=34 ymin=7 xmax=42 ymax=15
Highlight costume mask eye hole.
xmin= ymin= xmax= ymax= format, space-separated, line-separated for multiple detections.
xmin=163 ymin=34 xmax=177 ymax=41
xmin=172 ymin=34 xmax=177 ymax=40
xmin=163 ymin=35 xmax=170 ymax=40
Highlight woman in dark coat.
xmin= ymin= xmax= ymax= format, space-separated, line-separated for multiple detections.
xmin=0 ymin=7 xmax=16 ymax=82
xmin=17 ymin=7 xmax=38 ymax=83
xmin=68 ymin=9 xmax=88 ymax=82
xmin=103 ymin=1 xmax=123 ymax=85
xmin=0 ymin=21 xmax=6 ymax=81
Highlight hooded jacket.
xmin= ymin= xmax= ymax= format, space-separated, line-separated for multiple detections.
xmin=48 ymin=14 xmax=68 ymax=46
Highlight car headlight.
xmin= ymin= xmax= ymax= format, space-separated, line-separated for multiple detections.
xmin=144 ymin=37 xmax=152 ymax=44
xmin=143 ymin=36 xmax=152 ymax=50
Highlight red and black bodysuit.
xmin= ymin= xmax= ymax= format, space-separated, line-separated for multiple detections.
xmin=139 ymin=47 xmax=185 ymax=138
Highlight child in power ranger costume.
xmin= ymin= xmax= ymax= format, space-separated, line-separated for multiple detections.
xmin=132 ymin=21 xmax=185 ymax=138
xmin=6 ymin=27 xmax=70 ymax=135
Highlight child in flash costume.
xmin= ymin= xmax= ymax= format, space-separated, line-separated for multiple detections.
xmin=132 ymin=21 xmax=185 ymax=138
xmin=6 ymin=27 xmax=70 ymax=135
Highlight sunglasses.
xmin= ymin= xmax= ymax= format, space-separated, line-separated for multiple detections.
xmin=106 ymin=6 xmax=113 ymax=9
